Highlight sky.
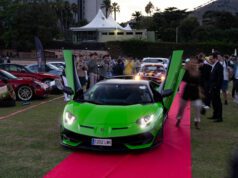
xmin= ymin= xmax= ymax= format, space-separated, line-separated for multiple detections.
xmin=113 ymin=0 xmax=212 ymax=22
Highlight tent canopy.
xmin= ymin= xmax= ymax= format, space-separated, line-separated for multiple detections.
xmin=70 ymin=9 xmax=125 ymax=31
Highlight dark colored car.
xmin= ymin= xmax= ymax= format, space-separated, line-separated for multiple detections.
xmin=0 ymin=64 xmax=60 ymax=86
xmin=0 ymin=69 xmax=49 ymax=101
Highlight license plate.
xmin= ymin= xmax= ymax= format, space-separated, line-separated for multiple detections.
xmin=91 ymin=138 xmax=112 ymax=146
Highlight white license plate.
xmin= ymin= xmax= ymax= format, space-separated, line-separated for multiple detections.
xmin=91 ymin=138 xmax=112 ymax=146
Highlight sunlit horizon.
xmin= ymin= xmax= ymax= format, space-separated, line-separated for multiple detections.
xmin=112 ymin=0 xmax=212 ymax=22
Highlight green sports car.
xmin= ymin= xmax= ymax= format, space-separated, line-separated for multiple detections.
xmin=60 ymin=50 xmax=184 ymax=151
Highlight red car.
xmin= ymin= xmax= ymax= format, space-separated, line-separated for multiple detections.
xmin=138 ymin=63 xmax=166 ymax=83
xmin=0 ymin=64 xmax=59 ymax=85
xmin=0 ymin=69 xmax=49 ymax=101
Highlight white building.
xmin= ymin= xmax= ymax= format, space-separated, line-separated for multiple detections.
xmin=68 ymin=0 xmax=104 ymax=22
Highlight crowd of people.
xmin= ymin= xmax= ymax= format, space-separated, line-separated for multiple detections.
xmin=74 ymin=52 xmax=141 ymax=91
xmin=176 ymin=52 xmax=238 ymax=129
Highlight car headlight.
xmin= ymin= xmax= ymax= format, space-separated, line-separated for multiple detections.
xmin=34 ymin=80 xmax=48 ymax=89
xmin=160 ymin=75 xmax=165 ymax=82
xmin=134 ymin=75 xmax=141 ymax=80
xmin=64 ymin=112 xmax=76 ymax=125
xmin=137 ymin=115 xmax=154 ymax=129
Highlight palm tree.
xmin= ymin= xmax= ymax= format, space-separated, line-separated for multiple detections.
xmin=111 ymin=2 xmax=120 ymax=21
xmin=71 ymin=3 xmax=78 ymax=23
xmin=132 ymin=11 xmax=142 ymax=22
xmin=145 ymin=1 xmax=154 ymax=16
xmin=101 ymin=0 xmax=112 ymax=18
xmin=50 ymin=0 xmax=64 ymax=32
xmin=132 ymin=11 xmax=142 ymax=29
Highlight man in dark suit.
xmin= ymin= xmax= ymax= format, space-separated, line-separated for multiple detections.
xmin=209 ymin=53 xmax=224 ymax=122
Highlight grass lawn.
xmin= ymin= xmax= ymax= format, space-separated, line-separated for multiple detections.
xmin=0 ymin=93 xmax=237 ymax=177
xmin=192 ymin=94 xmax=238 ymax=178
xmin=0 ymin=95 xmax=71 ymax=177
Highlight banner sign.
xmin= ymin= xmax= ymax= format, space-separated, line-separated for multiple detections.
xmin=34 ymin=36 xmax=46 ymax=72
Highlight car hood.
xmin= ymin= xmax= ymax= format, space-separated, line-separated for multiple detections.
xmin=65 ymin=101 xmax=163 ymax=126
xmin=38 ymin=72 xmax=58 ymax=78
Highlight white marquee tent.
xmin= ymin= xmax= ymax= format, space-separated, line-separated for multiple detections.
xmin=70 ymin=9 xmax=125 ymax=31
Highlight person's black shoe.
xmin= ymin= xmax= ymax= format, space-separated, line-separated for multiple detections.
xmin=207 ymin=116 xmax=215 ymax=120
xmin=195 ymin=122 xmax=200 ymax=130
xmin=200 ymin=108 xmax=206 ymax=115
xmin=224 ymin=100 xmax=228 ymax=105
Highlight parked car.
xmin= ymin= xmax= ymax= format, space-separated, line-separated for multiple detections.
xmin=47 ymin=62 xmax=65 ymax=69
xmin=0 ymin=64 xmax=59 ymax=86
xmin=26 ymin=63 xmax=62 ymax=76
xmin=137 ymin=63 xmax=166 ymax=83
xmin=0 ymin=69 xmax=49 ymax=101
xmin=142 ymin=57 xmax=169 ymax=69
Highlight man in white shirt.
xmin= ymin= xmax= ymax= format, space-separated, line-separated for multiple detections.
xmin=219 ymin=55 xmax=230 ymax=105
xmin=233 ymin=58 xmax=238 ymax=103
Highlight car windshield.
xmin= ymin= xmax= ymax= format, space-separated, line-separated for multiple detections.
xmin=143 ymin=59 xmax=164 ymax=63
xmin=47 ymin=63 xmax=62 ymax=71
xmin=23 ymin=66 xmax=34 ymax=73
xmin=84 ymin=83 xmax=153 ymax=105
xmin=50 ymin=63 xmax=65 ymax=69
xmin=141 ymin=65 xmax=165 ymax=73
xmin=0 ymin=70 xmax=17 ymax=79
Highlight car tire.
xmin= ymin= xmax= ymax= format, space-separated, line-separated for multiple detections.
xmin=17 ymin=85 xmax=33 ymax=101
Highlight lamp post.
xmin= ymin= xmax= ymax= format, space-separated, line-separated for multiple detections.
xmin=176 ymin=27 xmax=179 ymax=43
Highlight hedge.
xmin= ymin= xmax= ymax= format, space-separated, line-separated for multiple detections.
xmin=106 ymin=40 xmax=238 ymax=58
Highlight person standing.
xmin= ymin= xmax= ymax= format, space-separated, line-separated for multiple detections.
xmin=113 ymin=58 xmax=124 ymax=76
xmin=219 ymin=55 xmax=231 ymax=105
xmin=176 ymin=57 xmax=202 ymax=129
xmin=87 ymin=53 xmax=99 ymax=88
xmin=233 ymin=57 xmax=238 ymax=103
xmin=124 ymin=57 xmax=134 ymax=75
xmin=98 ymin=54 xmax=113 ymax=79
xmin=77 ymin=55 xmax=88 ymax=92
xmin=199 ymin=57 xmax=212 ymax=109
xmin=208 ymin=53 xmax=224 ymax=122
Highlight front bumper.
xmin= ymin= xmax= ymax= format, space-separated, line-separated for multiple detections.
xmin=61 ymin=128 xmax=157 ymax=151
xmin=34 ymin=87 xmax=49 ymax=97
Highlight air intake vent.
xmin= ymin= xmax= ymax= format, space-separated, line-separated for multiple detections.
xmin=112 ymin=127 xmax=128 ymax=130
xmin=80 ymin=125 xmax=94 ymax=129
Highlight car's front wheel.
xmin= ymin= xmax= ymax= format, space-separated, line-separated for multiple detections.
xmin=17 ymin=85 xmax=33 ymax=101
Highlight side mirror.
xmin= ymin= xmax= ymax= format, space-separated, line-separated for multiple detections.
xmin=63 ymin=87 xmax=74 ymax=95
xmin=73 ymin=89 xmax=84 ymax=101
xmin=161 ymin=89 xmax=173 ymax=98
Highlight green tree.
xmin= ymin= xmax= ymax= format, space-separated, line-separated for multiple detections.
xmin=101 ymin=0 xmax=112 ymax=18
xmin=132 ymin=11 xmax=142 ymax=29
xmin=145 ymin=1 xmax=154 ymax=16
xmin=0 ymin=1 xmax=59 ymax=50
xmin=152 ymin=7 xmax=189 ymax=42
xmin=111 ymin=2 xmax=120 ymax=20
xmin=203 ymin=11 xmax=238 ymax=29
xmin=179 ymin=16 xmax=200 ymax=42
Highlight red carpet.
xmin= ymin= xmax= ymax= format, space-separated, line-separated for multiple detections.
xmin=45 ymin=91 xmax=191 ymax=178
